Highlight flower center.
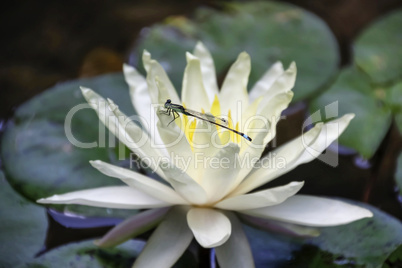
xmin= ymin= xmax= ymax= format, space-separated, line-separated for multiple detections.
xmin=177 ymin=95 xmax=243 ymax=150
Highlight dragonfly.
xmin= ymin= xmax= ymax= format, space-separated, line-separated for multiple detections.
xmin=161 ymin=99 xmax=252 ymax=141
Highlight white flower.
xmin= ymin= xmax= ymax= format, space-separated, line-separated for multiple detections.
xmin=38 ymin=42 xmax=372 ymax=268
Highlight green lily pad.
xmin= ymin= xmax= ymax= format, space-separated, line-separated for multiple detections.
xmin=17 ymin=238 xmax=196 ymax=268
xmin=383 ymin=244 xmax=402 ymax=268
xmin=385 ymin=81 xmax=402 ymax=134
xmin=0 ymin=171 xmax=47 ymax=267
xmin=1 ymin=73 xmax=139 ymax=216
xmin=244 ymin=225 xmax=303 ymax=267
xmin=132 ymin=1 xmax=339 ymax=101
xmin=246 ymin=199 xmax=402 ymax=267
xmin=395 ymin=152 xmax=402 ymax=197
xmin=17 ymin=240 xmax=144 ymax=268
xmin=310 ymin=66 xmax=392 ymax=158
xmin=354 ymin=9 xmax=402 ymax=84
xmin=308 ymin=200 xmax=402 ymax=267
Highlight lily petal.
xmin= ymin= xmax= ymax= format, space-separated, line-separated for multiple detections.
xmin=261 ymin=61 xmax=296 ymax=97
xmin=159 ymin=162 xmax=208 ymax=205
xmin=107 ymin=98 xmax=168 ymax=176
xmin=181 ymin=52 xmax=210 ymax=112
xmin=133 ymin=206 xmax=193 ymax=268
xmin=248 ymin=63 xmax=296 ymax=145
xmin=244 ymin=63 xmax=295 ymax=136
xmin=201 ymin=143 xmax=241 ymax=203
xmin=90 ymin=160 xmax=187 ymax=205
xmin=80 ymin=87 xmax=166 ymax=178
xmin=293 ymin=114 xmax=355 ymax=166
xmin=257 ymin=91 xmax=294 ymax=145
xmin=191 ymin=120 xmax=220 ymax=159
xmin=108 ymin=99 xmax=165 ymax=178
xmin=188 ymin=120 xmax=221 ymax=182
xmin=193 ymin=41 xmax=219 ymax=102
xmin=232 ymin=119 xmax=270 ymax=190
xmin=142 ymin=49 xmax=152 ymax=73
xmin=187 ymin=208 xmax=231 ymax=248
xmin=238 ymin=213 xmax=320 ymax=238
xmin=156 ymin=103 xmax=193 ymax=170
xmin=215 ymin=212 xmax=255 ymax=268
xmin=220 ymin=52 xmax=251 ymax=123
xmin=141 ymin=51 xmax=157 ymax=103
xmin=242 ymin=195 xmax=373 ymax=227
xmin=249 ymin=61 xmax=284 ymax=102
xmin=96 ymin=207 xmax=170 ymax=248
xmin=142 ymin=51 xmax=180 ymax=103
xmin=215 ymin=181 xmax=304 ymax=211
xmin=123 ymin=64 xmax=151 ymax=131
xmin=123 ymin=64 xmax=166 ymax=149
xmin=37 ymin=186 xmax=169 ymax=209
xmin=143 ymin=50 xmax=180 ymax=104
xmin=231 ymin=114 xmax=354 ymax=196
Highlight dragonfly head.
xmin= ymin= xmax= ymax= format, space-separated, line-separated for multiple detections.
xmin=164 ymin=99 xmax=171 ymax=108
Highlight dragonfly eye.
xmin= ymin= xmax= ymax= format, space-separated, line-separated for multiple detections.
xmin=167 ymin=99 xmax=171 ymax=103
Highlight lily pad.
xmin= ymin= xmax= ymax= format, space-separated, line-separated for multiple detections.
xmin=1 ymin=73 xmax=139 ymax=216
xmin=244 ymin=199 xmax=402 ymax=267
xmin=132 ymin=1 xmax=339 ymax=101
xmin=383 ymin=244 xmax=402 ymax=268
xmin=396 ymin=152 xmax=402 ymax=197
xmin=385 ymin=81 xmax=402 ymax=134
xmin=17 ymin=239 xmax=144 ymax=268
xmin=18 ymin=238 xmax=196 ymax=268
xmin=354 ymin=9 xmax=402 ymax=84
xmin=0 ymin=171 xmax=47 ymax=267
xmin=244 ymin=225 xmax=304 ymax=267
xmin=308 ymin=200 xmax=402 ymax=267
xmin=310 ymin=66 xmax=392 ymax=158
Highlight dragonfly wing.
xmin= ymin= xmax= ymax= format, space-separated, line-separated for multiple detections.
xmin=185 ymin=108 xmax=228 ymax=126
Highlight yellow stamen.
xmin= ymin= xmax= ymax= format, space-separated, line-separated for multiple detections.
xmin=180 ymin=95 xmax=245 ymax=148
xmin=174 ymin=102 xmax=187 ymax=132
xmin=210 ymin=94 xmax=223 ymax=140
xmin=235 ymin=122 xmax=240 ymax=144
xmin=185 ymin=119 xmax=197 ymax=151
xmin=227 ymin=109 xmax=235 ymax=143
xmin=210 ymin=94 xmax=221 ymax=117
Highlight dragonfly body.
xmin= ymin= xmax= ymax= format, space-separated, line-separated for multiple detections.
xmin=162 ymin=99 xmax=252 ymax=142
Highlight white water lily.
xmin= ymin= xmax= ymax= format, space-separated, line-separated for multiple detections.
xmin=38 ymin=42 xmax=372 ymax=267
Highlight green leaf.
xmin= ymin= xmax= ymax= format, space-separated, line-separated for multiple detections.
xmin=17 ymin=239 xmax=196 ymax=268
xmin=382 ymin=244 xmax=402 ymax=268
xmin=14 ymin=73 xmax=135 ymax=121
xmin=0 ymin=171 xmax=47 ymax=267
xmin=1 ymin=73 xmax=139 ymax=216
xmin=245 ymin=199 xmax=402 ymax=267
xmin=17 ymin=240 xmax=144 ymax=268
xmin=310 ymin=66 xmax=392 ymax=158
xmin=354 ymin=9 xmax=402 ymax=84
xmin=133 ymin=1 xmax=339 ymax=101
xmin=385 ymin=81 xmax=402 ymax=134
xmin=308 ymin=200 xmax=402 ymax=267
xmin=244 ymin=225 xmax=303 ymax=267
xmin=395 ymin=152 xmax=402 ymax=197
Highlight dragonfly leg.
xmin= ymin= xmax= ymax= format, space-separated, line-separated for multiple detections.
xmin=159 ymin=108 xmax=170 ymax=115
xmin=168 ymin=110 xmax=179 ymax=126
